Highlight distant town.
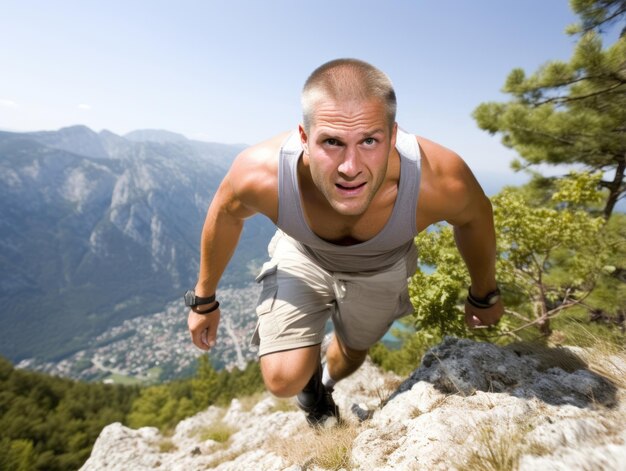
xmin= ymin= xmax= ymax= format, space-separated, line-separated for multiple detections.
xmin=17 ymin=284 xmax=262 ymax=384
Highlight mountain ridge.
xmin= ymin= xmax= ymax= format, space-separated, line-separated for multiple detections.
xmin=0 ymin=125 xmax=275 ymax=363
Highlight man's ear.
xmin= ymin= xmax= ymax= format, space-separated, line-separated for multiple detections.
xmin=390 ymin=122 xmax=398 ymax=148
xmin=298 ymin=124 xmax=309 ymax=155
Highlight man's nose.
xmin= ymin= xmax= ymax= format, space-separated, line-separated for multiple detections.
xmin=337 ymin=147 xmax=360 ymax=178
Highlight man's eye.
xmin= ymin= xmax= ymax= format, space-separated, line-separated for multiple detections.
xmin=326 ymin=138 xmax=339 ymax=146
xmin=364 ymin=138 xmax=376 ymax=145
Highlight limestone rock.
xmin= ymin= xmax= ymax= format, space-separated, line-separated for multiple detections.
xmin=350 ymin=337 xmax=625 ymax=470
xmin=82 ymin=337 xmax=626 ymax=470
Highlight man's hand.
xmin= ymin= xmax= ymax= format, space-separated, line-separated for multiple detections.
xmin=464 ymin=299 xmax=504 ymax=328
xmin=188 ymin=308 xmax=221 ymax=350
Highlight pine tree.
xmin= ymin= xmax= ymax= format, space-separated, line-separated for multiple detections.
xmin=473 ymin=0 xmax=625 ymax=218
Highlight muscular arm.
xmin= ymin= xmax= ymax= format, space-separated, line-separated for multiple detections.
xmin=450 ymin=191 xmax=502 ymax=327
xmin=416 ymin=137 xmax=503 ymax=327
xmin=188 ymin=134 xmax=282 ymax=350
xmin=195 ymin=175 xmax=254 ymax=299
xmin=449 ymin=189 xmax=497 ymax=298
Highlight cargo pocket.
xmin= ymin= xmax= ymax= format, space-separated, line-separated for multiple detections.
xmin=395 ymin=288 xmax=414 ymax=320
xmin=255 ymin=261 xmax=278 ymax=315
xmin=250 ymin=262 xmax=279 ymax=347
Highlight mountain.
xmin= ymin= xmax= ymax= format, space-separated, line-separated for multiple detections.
xmin=0 ymin=125 xmax=275 ymax=363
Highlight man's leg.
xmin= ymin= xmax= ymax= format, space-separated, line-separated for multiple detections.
xmin=259 ymin=344 xmax=321 ymax=397
xmin=325 ymin=333 xmax=368 ymax=383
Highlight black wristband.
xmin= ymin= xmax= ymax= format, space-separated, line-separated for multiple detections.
xmin=193 ymin=293 xmax=216 ymax=305
xmin=467 ymin=286 xmax=501 ymax=309
xmin=192 ymin=301 xmax=220 ymax=315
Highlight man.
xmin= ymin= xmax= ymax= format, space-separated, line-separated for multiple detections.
xmin=186 ymin=58 xmax=503 ymax=426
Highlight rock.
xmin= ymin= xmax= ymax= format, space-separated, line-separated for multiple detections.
xmin=82 ymin=337 xmax=626 ymax=470
xmin=350 ymin=337 xmax=625 ymax=470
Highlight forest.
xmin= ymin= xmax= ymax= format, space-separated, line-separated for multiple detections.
xmin=0 ymin=356 xmax=264 ymax=471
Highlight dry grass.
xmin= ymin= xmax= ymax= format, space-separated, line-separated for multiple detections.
xmin=458 ymin=423 xmax=524 ymax=471
xmin=195 ymin=421 xmax=237 ymax=443
xmin=269 ymin=397 xmax=299 ymax=413
xmin=409 ymin=406 xmax=422 ymax=419
xmin=457 ymin=414 xmax=579 ymax=471
xmin=373 ymin=377 xmax=404 ymax=406
xmin=237 ymin=392 xmax=298 ymax=413
xmin=427 ymin=394 xmax=454 ymax=412
xmin=155 ymin=438 xmax=177 ymax=453
xmin=569 ymin=328 xmax=626 ymax=390
xmin=238 ymin=392 xmax=267 ymax=412
xmin=266 ymin=422 xmax=360 ymax=470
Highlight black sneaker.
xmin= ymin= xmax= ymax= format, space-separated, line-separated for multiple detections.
xmin=296 ymin=362 xmax=340 ymax=427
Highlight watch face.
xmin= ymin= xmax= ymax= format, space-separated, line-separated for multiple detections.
xmin=184 ymin=290 xmax=195 ymax=306
xmin=486 ymin=289 xmax=501 ymax=305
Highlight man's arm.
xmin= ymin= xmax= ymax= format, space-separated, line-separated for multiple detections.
xmin=188 ymin=175 xmax=250 ymax=350
xmin=188 ymin=135 xmax=281 ymax=350
xmin=416 ymin=137 xmax=503 ymax=327
xmin=451 ymin=194 xmax=503 ymax=327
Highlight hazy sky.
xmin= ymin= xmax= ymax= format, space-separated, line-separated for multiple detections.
xmin=0 ymin=1 xmax=606 ymax=176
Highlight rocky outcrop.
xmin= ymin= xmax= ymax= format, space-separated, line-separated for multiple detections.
xmin=82 ymin=337 xmax=626 ymax=470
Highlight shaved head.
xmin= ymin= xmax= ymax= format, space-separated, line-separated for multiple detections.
xmin=301 ymin=58 xmax=397 ymax=132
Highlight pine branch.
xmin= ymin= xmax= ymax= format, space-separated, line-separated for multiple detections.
xmin=532 ymin=82 xmax=625 ymax=106
xmin=508 ymin=124 xmax=579 ymax=146
xmin=578 ymin=6 xmax=626 ymax=35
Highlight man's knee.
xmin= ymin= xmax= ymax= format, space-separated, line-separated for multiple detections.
xmin=261 ymin=369 xmax=301 ymax=397
xmin=259 ymin=346 xmax=320 ymax=397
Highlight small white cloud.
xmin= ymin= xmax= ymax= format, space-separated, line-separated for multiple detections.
xmin=78 ymin=104 xmax=92 ymax=110
xmin=0 ymin=99 xmax=18 ymax=108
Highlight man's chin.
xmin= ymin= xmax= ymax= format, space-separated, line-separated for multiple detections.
xmin=329 ymin=200 xmax=369 ymax=217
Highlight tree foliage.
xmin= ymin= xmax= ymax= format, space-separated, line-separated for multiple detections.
xmin=493 ymin=183 xmax=607 ymax=335
xmin=473 ymin=1 xmax=626 ymax=217
xmin=0 ymin=354 xmax=265 ymax=470
xmin=568 ymin=0 xmax=626 ymax=36
xmin=127 ymin=357 xmax=264 ymax=431
xmin=407 ymin=174 xmax=618 ymax=342
xmin=0 ymin=356 xmax=138 ymax=471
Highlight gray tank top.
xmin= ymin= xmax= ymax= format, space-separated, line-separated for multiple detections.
xmin=277 ymin=128 xmax=421 ymax=273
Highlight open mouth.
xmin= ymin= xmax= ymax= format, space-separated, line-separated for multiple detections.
xmin=335 ymin=182 xmax=366 ymax=191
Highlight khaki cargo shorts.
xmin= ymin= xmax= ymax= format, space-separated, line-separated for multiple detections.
xmin=250 ymin=231 xmax=417 ymax=356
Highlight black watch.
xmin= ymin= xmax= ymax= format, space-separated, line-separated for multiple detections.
xmin=184 ymin=289 xmax=216 ymax=307
xmin=467 ymin=286 xmax=501 ymax=309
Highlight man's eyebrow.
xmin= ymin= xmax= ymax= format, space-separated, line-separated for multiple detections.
xmin=362 ymin=129 xmax=385 ymax=137
xmin=317 ymin=129 xmax=385 ymax=139
xmin=316 ymin=131 xmax=343 ymax=140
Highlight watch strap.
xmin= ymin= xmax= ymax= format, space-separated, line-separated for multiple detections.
xmin=191 ymin=301 xmax=220 ymax=315
xmin=184 ymin=290 xmax=216 ymax=307
xmin=467 ymin=287 xmax=500 ymax=309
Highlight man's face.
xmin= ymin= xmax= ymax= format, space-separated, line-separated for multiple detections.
xmin=299 ymin=98 xmax=397 ymax=217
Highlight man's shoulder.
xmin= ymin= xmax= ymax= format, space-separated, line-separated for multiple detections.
xmin=237 ymin=130 xmax=294 ymax=167
xmin=227 ymin=131 xmax=293 ymax=219
xmin=230 ymin=130 xmax=292 ymax=184
xmin=415 ymin=135 xmax=481 ymax=229
xmin=415 ymin=135 xmax=474 ymax=197
xmin=415 ymin=136 xmax=462 ymax=171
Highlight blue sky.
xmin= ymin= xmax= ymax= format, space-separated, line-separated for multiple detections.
xmin=0 ymin=1 xmax=604 ymax=178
